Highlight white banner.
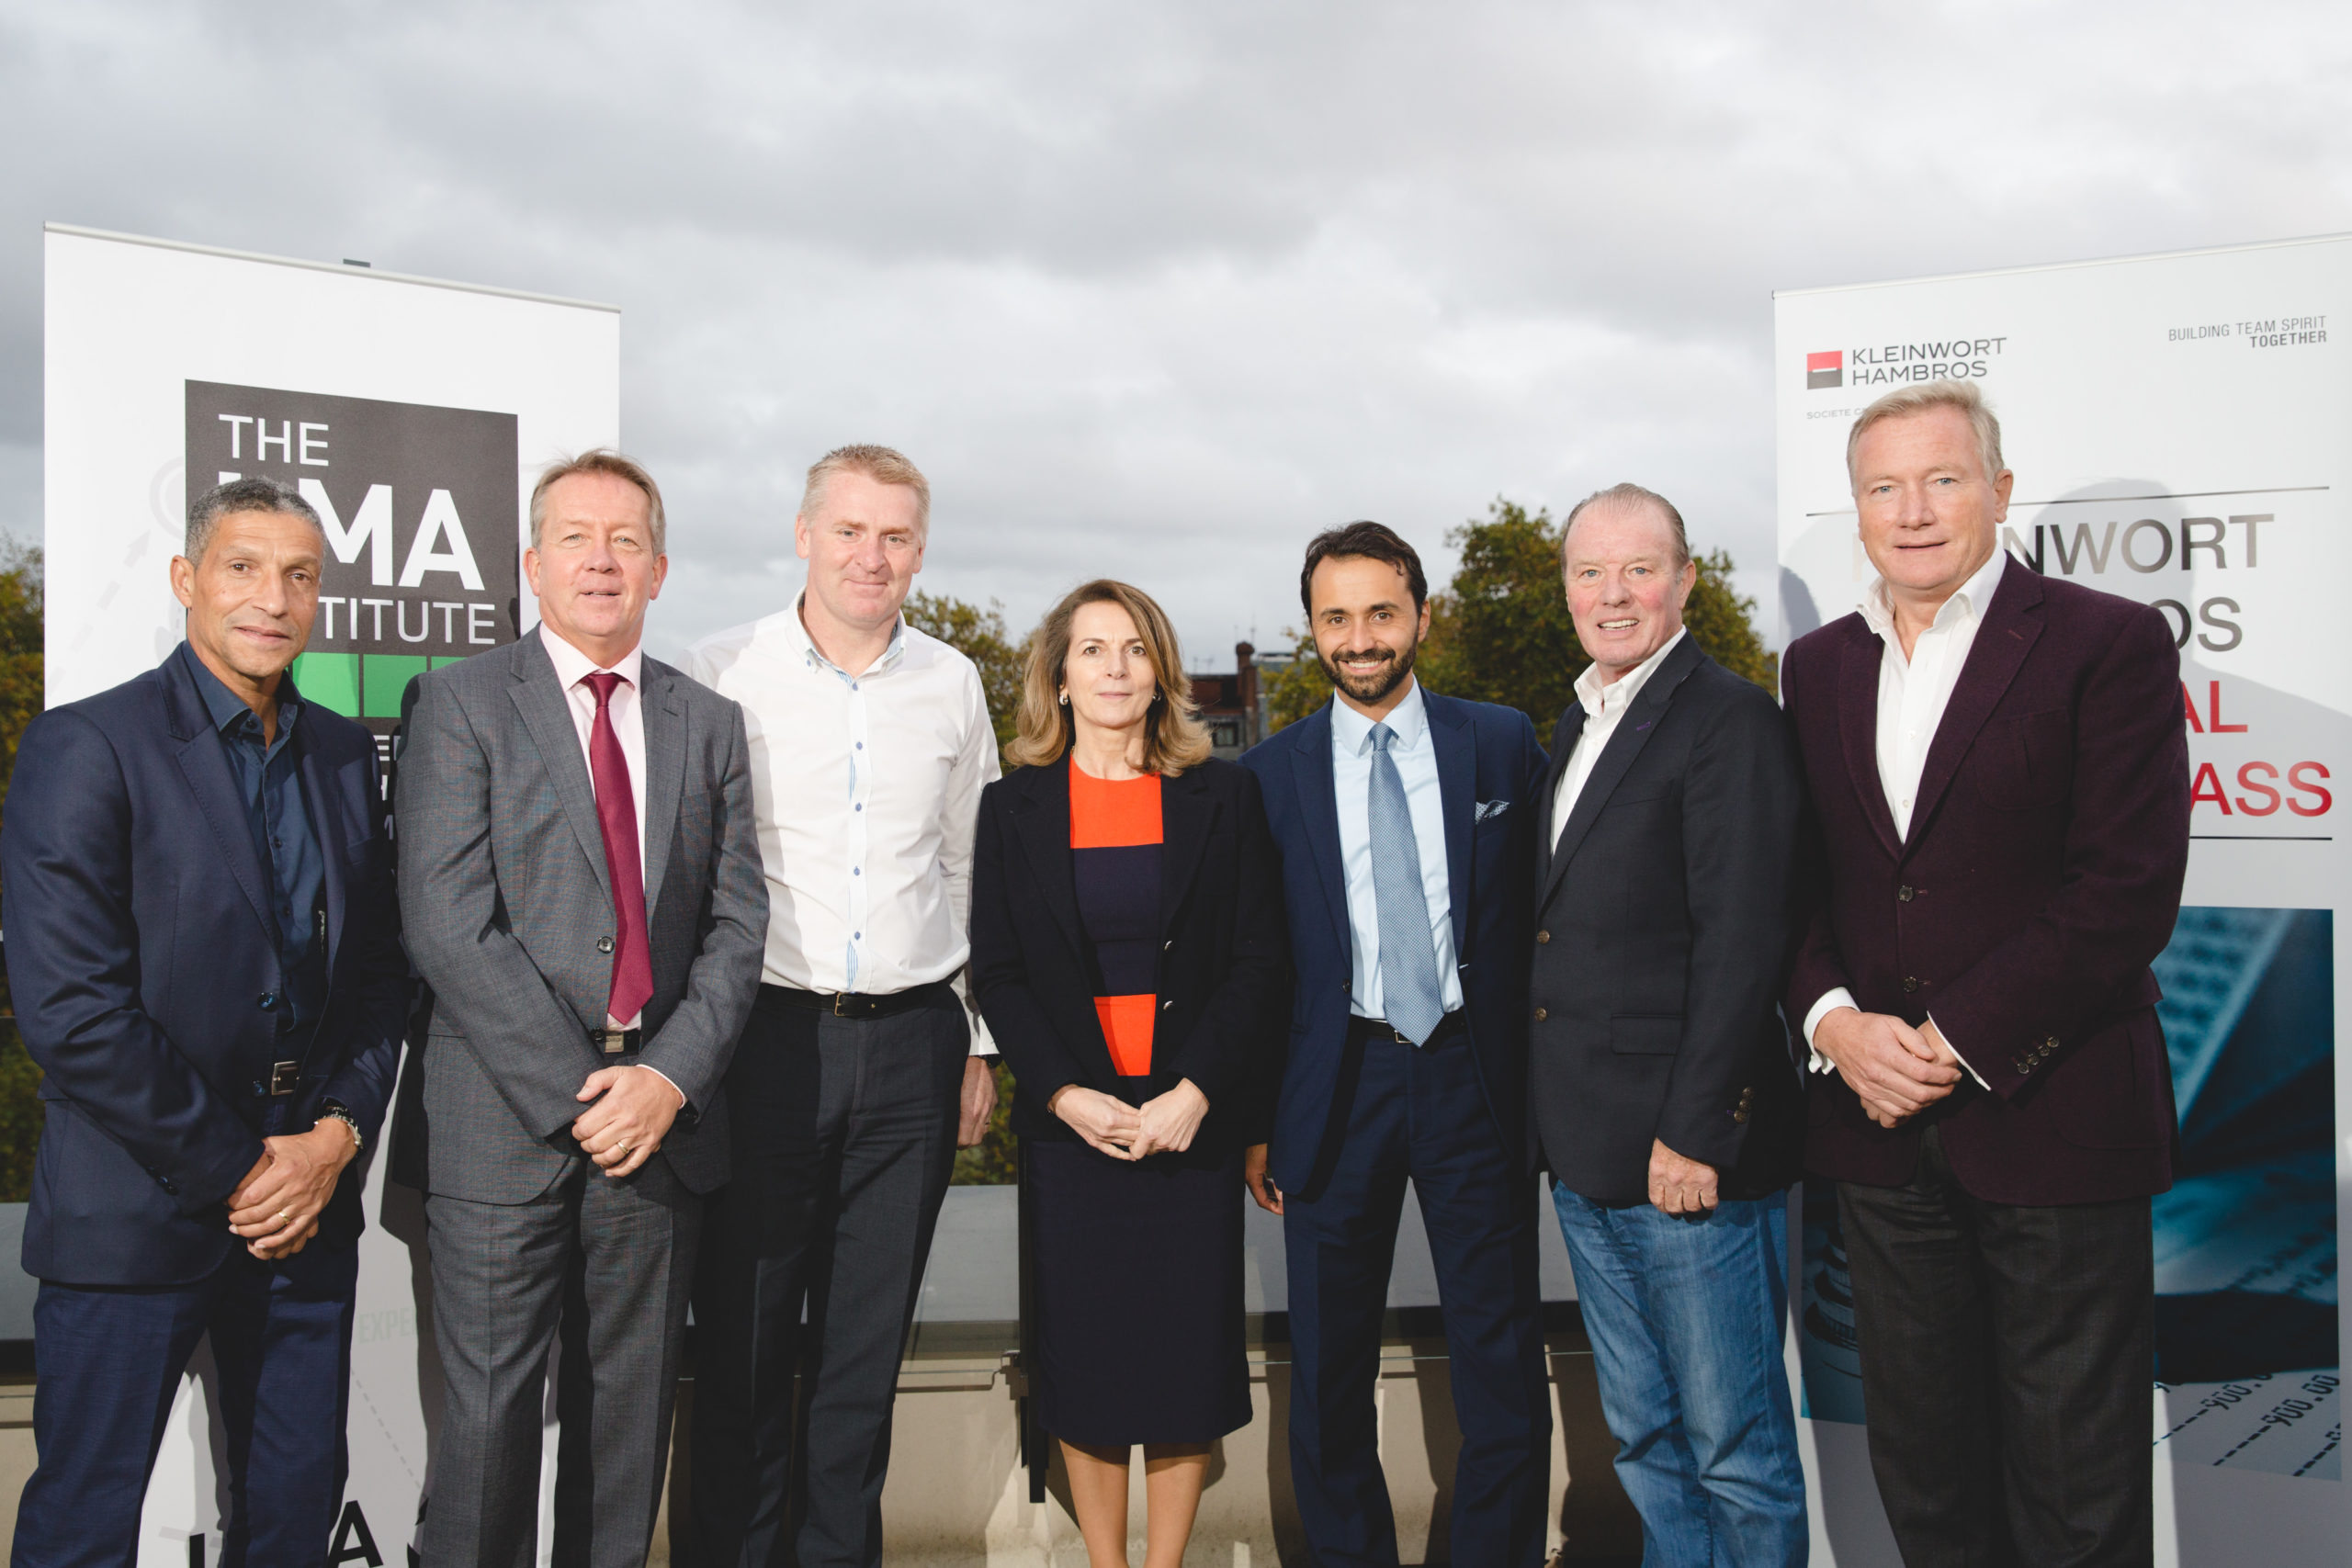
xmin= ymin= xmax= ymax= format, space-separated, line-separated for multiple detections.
xmin=1776 ymin=236 xmax=2349 ymax=1563
xmin=41 ymin=224 xmax=619 ymax=1565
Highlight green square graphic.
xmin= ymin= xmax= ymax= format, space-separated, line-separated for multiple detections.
xmin=364 ymin=654 xmax=430 ymax=719
xmin=291 ymin=652 xmax=362 ymax=718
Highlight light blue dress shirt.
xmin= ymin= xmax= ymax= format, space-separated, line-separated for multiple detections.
xmin=1329 ymin=679 xmax=1464 ymax=1020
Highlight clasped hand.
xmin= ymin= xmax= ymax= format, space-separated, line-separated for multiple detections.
xmin=1050 ymin=1079 xmax=1209 ymax=1160
xmin=573 ymin=1064 xmax=683 ymax=1179
xmin=1815 ymin=1007 xmax=1962 ymax=1129
xmin=225 ymin=1122 xmax=357 ymax=1259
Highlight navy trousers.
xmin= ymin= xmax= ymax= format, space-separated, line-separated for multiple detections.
xmin=1282 ymin=1021 xmax=1553 ymax=1568
xmin=13 ymin=1238 xmax=359 ymax=1568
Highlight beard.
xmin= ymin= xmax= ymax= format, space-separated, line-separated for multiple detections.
xmin=1317 ymin=637 xmax=1419 ymax=707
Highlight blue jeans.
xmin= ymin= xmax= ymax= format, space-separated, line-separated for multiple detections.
xmin=1551 ymin=1183 xmax=1806 ymax=1568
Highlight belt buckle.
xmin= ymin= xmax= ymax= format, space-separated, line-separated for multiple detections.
xmin=267 ymin=1060 xmax=301 ymax=1097
xmin=832 ymin=992 xmax=850 ymax=1017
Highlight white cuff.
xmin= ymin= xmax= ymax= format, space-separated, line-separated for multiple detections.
xmin=1802 ymin=988 xmax=1859 ymax=1074
xmin=638 ymin=1065 xmax=689 ymax=1111
xmin=1925 ymin=1013 xmax=1991 ymax=1090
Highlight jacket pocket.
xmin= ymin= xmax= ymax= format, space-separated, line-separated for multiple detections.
xmin=1974 ymin=709 xmax=2074 ymax=810
xmin=1610 ymin=1014 xmax=1683 ymax=1055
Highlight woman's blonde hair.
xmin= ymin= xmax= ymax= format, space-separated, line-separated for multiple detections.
xmin=1006 ymin=580 xmax=1213 ymax=774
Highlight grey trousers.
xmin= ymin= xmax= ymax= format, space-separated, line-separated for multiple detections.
xmin=420 ymin=1152 xmax=701 ymax=1568
xmin=686 ymin=986 xmax=968 ymax=1568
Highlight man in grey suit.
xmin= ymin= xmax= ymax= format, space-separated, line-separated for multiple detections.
xmin=395 ymin=450 xmax=767 ymax=1567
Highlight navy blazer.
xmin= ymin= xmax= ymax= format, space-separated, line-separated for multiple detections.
xmin=969 ymin=755 xmax=1289 ymax=1155
xmin=1 ymin=645 xmax=408 ymax=1285
xmin=1241 ymin=687 xmax=1546 ymax=1195
xmin=1783 ymin=564 xmax=2191 ymax=1205
xmin=1529 ymin=637 xmax=1805 ymax=1204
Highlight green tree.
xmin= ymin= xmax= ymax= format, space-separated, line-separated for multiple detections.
xmin=901 ymin=590 xmax=1029 ymax=1183
xmin=0 ymin=545 xmax=44 ymax=1201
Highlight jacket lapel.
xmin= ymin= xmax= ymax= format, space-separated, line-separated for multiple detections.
xmin=1158 ymin=766 xmax=1215 ymax=937
xmin=163 ymin=650 xmax=277 ymax=943
xmin=1902 ymin=562 xmax=2044 ymax=854
xmin=1838 ymin=624 xmax=1903 ymax=861
xmin=1287 ymin=705 xmax=1351 ymax=957
xmin=1541 ymin=638 xmax=1702 ymax=908
xmin=509 ymin=632 xmax=614 ymax=904
xmin=638 ymin=663 xmax=688 ymax=918
xmin=1009 ymin=757 xmax=1087 ymax=960
xmin=1424 ymin=693 xmax=1476 ymax=958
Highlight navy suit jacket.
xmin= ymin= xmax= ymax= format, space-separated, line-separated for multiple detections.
xmin=1242 ymin=687 xmax=1545 ymax=1195
xmin=1 ymin=645 xmax=408 ymax=1285
xmin=1783 ymin=565 xmax=2190 ymax=1205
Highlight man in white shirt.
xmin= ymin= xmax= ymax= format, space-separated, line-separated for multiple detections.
xmin=1526 ymin=485 xmax=1808 ymax=1566
xmin=683 ymin=444 xmax=1001 ymax=1568
xmin=396 ymin=452 xmax=766 ymax=1566
xmin=1782 ymin=381 xmax=2190 ymax=1564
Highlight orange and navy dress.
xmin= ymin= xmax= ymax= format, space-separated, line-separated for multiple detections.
xmin=1027 ymin=761 xmax=1250 ymax=1449
xmin=1069 ymin=764 xmax=1163 ymax=1084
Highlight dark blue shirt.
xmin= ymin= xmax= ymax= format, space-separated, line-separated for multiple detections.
xmin=182 ymin=643 xmax=328 ymax=1035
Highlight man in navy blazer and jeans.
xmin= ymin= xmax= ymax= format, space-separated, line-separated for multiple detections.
xmin=1242 ymin=522 xmax=1553 ymax=1568
xmin=2 ymin=479 xmax=407 ymax=1564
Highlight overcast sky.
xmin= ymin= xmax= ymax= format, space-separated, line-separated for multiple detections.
xmin=6 ymin=0 xmax=2350 ymax=667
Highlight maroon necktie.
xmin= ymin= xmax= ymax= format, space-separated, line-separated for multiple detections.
xmin=582 ymin=672 xmax=653 ymax=1025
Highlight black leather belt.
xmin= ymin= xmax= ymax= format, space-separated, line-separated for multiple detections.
xmin=1352 ymin=1010 xmax=1467 ymax=1048
xmin=590 ymin=1027 xmax=642 ymax=1055
xmin=763 ymin=981 xmax=956 ymax=1020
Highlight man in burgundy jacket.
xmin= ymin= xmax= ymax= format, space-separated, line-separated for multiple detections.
xmin=1782 ymin=380 xmax=2190 ymax=1567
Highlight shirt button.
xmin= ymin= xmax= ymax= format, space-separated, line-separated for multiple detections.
xmin=855 ymin=742 xmax=864 ymax=750
xmin=853 ymin=867 xmax=862 ymax=876
xmin=855 ymin=804 xmax=863 ymax=812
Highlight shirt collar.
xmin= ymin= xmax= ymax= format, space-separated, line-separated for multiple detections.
xmin=1329 ymin=674 xmax=1429 ymax=756
xmin=786 ymin=588 xmax=907 ymax=677
xmin=539 ymin=623 xmax=644 ymax=692
xmin=1573 ymin=626 xmax=1686 ymax=719
xmin=181 ymin=641 xmax=301 ymax=743
xmin=1860 ymin=543 xmax=2010 ymax=641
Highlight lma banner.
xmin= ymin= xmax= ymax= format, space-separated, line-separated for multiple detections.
xmin=1776 ymin=236 xmax=2347 ymax=1563
xmin=43 ymin=224 xmax=618 ymax=1565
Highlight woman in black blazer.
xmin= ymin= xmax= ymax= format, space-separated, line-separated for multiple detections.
xmin=969 ymin=579 xmax=1286 ymax=1568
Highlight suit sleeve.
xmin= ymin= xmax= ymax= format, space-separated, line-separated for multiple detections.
xmin=638 ymin=698 xmax=769 ymax=1110
xmin=967 ymin=787 xmax=1092 ymax=1107
xmin=1781 ymin=649 xmax=1857 ymax=1027
xmin=1656 ymin=689 xmax=1804 ymax=1168
xmin=1928 ymin=606 xmax=2190 ymax=1096
xmin=0 ymin=710 xmax=263 ymax=1213
xmin=318 ymin=746 xmax=410 ymax=1141
xmin=1160 ymin=768 xmax=1291 ymax=1111
xmin=396 ymin=673 xmax=622 ymax=1138
xmin=943 ymin=666 xmax=1002 ymax=1056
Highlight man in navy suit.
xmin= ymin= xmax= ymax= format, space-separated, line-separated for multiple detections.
xmin=1241 ymin=522 xmax=1553 ymax=1568
xmin=2 ymin=479 xmax=407 ymax=1565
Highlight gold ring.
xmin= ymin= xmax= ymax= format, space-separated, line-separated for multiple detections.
xmin=277 ymin=1208 xmax=290 ymax=1223
xmin=615 ymin=1141 xmax=630 ymax=1156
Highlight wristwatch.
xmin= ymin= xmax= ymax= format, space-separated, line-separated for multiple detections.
xmin=317 ymin=1100 xmax=363 ymax=1155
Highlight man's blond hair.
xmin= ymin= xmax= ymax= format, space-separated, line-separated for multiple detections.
xmin=1846 ymin=379 xmax=2006 ymax=489
xmin=799 ymin=444 xmax=932 ymax=536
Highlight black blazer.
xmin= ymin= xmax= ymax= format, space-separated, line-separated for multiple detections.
xmin=969 ymin=754 xmax=1288 ymax=1155
xmin=1527 ymin=637 xmax=1805 ymax=1205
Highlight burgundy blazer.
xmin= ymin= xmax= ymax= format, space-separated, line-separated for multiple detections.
xmin=1782 ymin=561 xmax=2190 ymax=1205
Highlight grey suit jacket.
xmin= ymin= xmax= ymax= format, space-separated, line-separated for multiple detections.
xmin=391 ymin=631 xmax=766 ymax=1201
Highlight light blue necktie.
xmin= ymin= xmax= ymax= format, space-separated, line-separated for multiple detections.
xmin=1367 ymin=722 xmax=1444 ymax=1044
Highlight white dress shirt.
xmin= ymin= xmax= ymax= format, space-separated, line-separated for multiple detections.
xmin=1551 ymin=629 xmax=1686 ymax=846
xmin=684 ymin=592 xmax=1001 ymax=1055
xmin=1802 ymin=547 xmax=2012 ymax=1086
xmin=538 ymin=625 xmax=686 ymax=1105
xmin=1329 ymin=679 xmax=1465 ymax=1021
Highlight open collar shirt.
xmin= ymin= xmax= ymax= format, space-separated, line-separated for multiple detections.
xmin=1550 ymin=627 xmax=1687 ymax=845
xmin=1329 ymin=677 xmax=1465 ymax=1021
xmin=1801 ymin=546 xmax=2011 ymax=1086
xmin=684 ymin=591 xmax=1000 ymax=1054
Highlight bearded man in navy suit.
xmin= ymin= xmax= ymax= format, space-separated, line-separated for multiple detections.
xmin=1241 ymin=522 xmax=1553 ymax=1568
xmin=1784 ymin=381 xmax=2190 ymax=1566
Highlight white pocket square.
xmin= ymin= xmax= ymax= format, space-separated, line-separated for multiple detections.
xmin=1475 ymin=799 xmax=1510 ymax=821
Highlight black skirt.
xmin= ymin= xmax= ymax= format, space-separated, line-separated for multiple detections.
xmin=1027 ymin=1137 xmax=1252 ymax=1448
